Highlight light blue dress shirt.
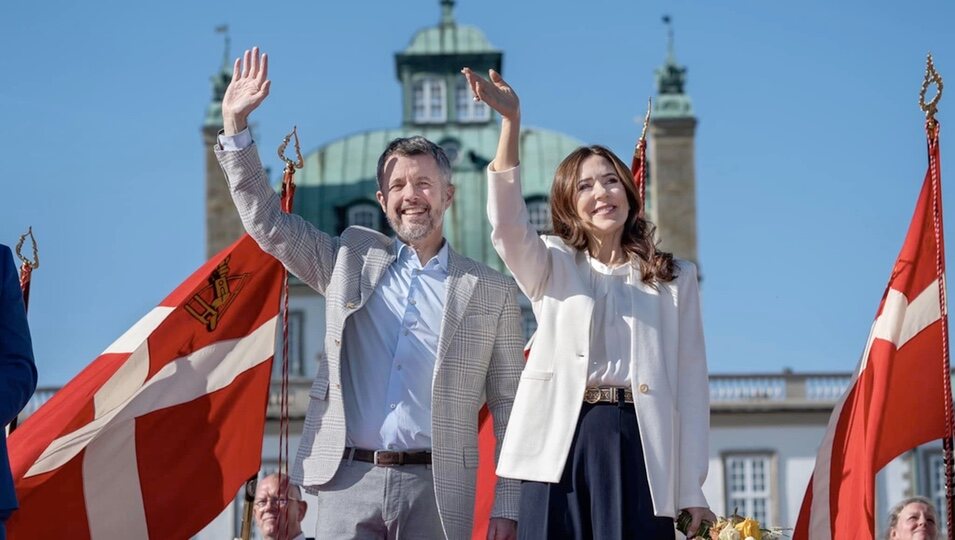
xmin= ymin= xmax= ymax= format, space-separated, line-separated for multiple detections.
xmin=340 ymin=241 xmax=448 ymax=451
xmin=219 ymin=129 xmax=448 ymax=451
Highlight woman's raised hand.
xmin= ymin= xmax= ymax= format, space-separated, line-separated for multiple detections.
xmin=461 ymin=67 xmax=520 ymax=121
xmin=221 ymin=47 xmax=271 ymax=135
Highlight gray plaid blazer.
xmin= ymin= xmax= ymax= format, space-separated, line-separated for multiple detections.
xmin=216 ymin=144 xmax=523 ymax=538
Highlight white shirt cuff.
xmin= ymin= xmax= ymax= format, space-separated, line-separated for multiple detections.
xmin=217 ymin=128 xmax=253 ymax=151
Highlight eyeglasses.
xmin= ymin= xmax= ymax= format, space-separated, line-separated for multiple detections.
xmin=253 ymin=496 xmax=300 ymax=509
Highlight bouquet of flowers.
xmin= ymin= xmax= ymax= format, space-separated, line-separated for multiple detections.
xmin=676 ymin=510 xmax=790 ymax=540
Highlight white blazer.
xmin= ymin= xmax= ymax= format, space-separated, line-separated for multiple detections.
xmin=487 ymin=165 xmax=710 ymax=518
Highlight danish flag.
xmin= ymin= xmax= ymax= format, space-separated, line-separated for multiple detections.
xmin=794 ymin=128 xmax=951 ymax=538
xmin=7 ymin=234 xmax=284 ymax=539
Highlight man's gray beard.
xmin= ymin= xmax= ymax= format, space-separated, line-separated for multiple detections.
xmin=387 ymin=214 xmax=433 ymax=242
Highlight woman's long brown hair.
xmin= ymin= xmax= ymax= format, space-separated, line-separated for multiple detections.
xmin=550 ymin=145 xmax=676 ymax=283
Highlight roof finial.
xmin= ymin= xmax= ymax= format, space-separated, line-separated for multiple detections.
xmin=662 ymin=15 xmax=675 ymax=63
xmin=215 ymin=24 xmax=230 ymax=70
xmin=440 ymin=0 xmax=455 ymax=27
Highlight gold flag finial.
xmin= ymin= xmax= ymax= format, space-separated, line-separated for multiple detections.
xmin=920 ymin=53 xmax=944 ymax=128
xmin=640 ymin=97 xmax=652 ymax=146
xmin=277 ymin=126 xmax=304 ymax=173
xmin=15 ymin=227 xmax=39 ymax=270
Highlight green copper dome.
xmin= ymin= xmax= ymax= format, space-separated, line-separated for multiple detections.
xmin=404 ymin=25 xmax=496 ymax=55
xmin=403 ymin=0 xmax=497 ymax=55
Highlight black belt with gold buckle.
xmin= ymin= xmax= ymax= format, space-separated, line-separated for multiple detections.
xmin=583 ymin=386 xmax=634 ymax=404
xmin=344 ymin=448 xmax=432 ymax=466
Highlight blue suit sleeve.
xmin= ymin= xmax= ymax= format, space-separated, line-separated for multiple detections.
xmin=0 ymin=245 xmax=37 ymax=425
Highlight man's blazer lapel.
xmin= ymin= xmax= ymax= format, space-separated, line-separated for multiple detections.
xmin=436 ymin=248 xmax=477 ymax=369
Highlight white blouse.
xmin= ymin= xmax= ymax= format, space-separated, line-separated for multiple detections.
xmin=585 ymin=255 xmax=634 ymax=387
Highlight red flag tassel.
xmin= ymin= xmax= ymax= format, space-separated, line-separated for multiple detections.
xmin=631 ymin=138 xmax=647 ymax=217
xmin=631 ymin=98 xmax=651 ymax=217
xmin=18 ymin=264 xmax=32 ymax=312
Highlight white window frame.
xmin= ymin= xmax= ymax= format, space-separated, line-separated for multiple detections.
xmin=412 ymin=77 xmax=447 ymax=124
xmin=454 ymin=77 xmax=490 ymax=123
xmin=926 ymin=450 xmax=946 ymax=530
xmin=346 ymin=202 xmax=382 ymax=231
xmin=723 ymin=452 xmax=775 ymax=525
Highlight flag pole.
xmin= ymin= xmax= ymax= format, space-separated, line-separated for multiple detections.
xmin=236 ymin=127 xmax=303 ymax=540
xmin=920 ymin=52 xmax=951 ymax=539
xmin=8 ymin=227 xmax=39 ymax=434
xmin=277 ymin=126 xmax=303 ymax=540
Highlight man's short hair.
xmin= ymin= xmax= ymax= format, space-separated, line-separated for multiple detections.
xmin=376 ymin=136 xmax=452 ymax=190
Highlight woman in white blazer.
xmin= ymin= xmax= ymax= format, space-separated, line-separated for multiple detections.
xmin=462 ymin=68 xmax=715 ymax=539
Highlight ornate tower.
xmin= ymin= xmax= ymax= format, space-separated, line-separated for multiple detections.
xmin=204 ymin=28 xmax=246 ymax=258
xmin=648 ymin=16 xmax=699 ymax=267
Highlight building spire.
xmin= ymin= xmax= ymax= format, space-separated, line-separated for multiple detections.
xmin=653 ymin=15 xmax=693 ymax=118
xmin=205 ymin=24 xmax=233 ymax=128
xmin=215 ymin=24 xmax=231 ymax=71
xmin=655 ymin=15 xmax=687 ymax=96
xmin=662 ymin=15 xmax=675 ymax=64
xmin=440 ymin=0 xmax=455 ymax=27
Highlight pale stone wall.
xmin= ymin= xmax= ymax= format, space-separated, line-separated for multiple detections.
xmin=648 ymin=117 xmax=698 ymax=267
xmin=204 ymin=125 xmax=246 ymax=259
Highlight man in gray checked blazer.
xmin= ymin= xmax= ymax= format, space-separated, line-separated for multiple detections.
xmin=215 ymin=48 xmax=523 ymax=540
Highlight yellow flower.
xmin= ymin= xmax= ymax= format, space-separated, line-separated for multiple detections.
xmin=734 ymin=518 xmax=762 ymax=540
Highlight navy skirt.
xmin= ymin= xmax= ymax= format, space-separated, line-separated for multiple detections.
xmin=517 ymin=399 xmax=675 ymax=540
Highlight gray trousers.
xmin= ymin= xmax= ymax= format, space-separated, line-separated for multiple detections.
xmin=314 ymin=458 xmax=445 ymax=539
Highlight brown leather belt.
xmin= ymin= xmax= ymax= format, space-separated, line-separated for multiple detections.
xmin=344 ymin=448 xmax=432 ymax=466
xmin=583 ymin=386 xmax=634 ymax=404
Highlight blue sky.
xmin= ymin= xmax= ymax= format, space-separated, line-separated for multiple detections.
xmin=2 ymin=0 xmax=954 ymax=386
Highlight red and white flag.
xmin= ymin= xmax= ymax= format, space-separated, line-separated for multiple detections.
xmin=7 ymin=234 xmax=284 ymax=539
xmin=794 ymin=130 xmax=950 ymax=538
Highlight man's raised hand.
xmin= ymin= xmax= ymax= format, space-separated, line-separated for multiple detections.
xmin=221 ymin=47 xmax=271 ymax=135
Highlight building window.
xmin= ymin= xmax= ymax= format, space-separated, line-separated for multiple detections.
xmin=927 ymin=450 xmax=946 ymax=527
xmin=413 ymin=77 xmax=446 ymax=123
xmin=455 ymin=78 xmax=489 ymax=123
xmin=346 ymin=202 xmax=382 ymax=231
xmin=526 ymin=197 xmax=551 ymax=234
xmin=274 ymin=310 xmax=305 ymax=379
xmin=724 ymin=453 xmax=774 ymax=525
xmin=439 ymin=137 xmax=462 ymax=166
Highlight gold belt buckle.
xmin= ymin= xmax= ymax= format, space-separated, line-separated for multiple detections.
xmin=584 ymin=387 xmax=601 ymax=404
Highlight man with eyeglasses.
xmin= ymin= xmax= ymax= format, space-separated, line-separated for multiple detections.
xmin=253 ymin=473 xmax=311 ymax=540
